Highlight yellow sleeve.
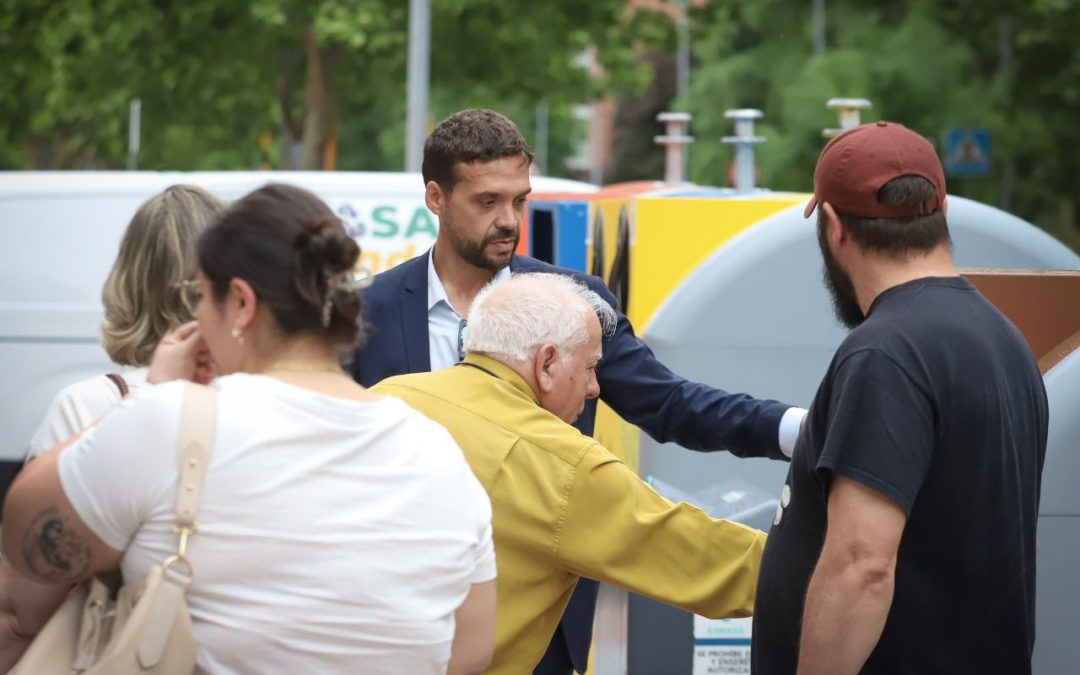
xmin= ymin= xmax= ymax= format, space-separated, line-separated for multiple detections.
xmin=554 ymin=444 xmax=765 ymax=619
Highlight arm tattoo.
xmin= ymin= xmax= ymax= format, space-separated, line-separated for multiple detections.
xmin=20 ymin=507 xmax=91 ymax=583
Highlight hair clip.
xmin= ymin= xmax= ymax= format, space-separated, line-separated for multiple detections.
xmin=322 ymin=267 xmax=374 ymax=327
xmin=330 ymin=267 xmax=373 ymax=293
xmin=321 ymin=295 xmax=334 ymax=328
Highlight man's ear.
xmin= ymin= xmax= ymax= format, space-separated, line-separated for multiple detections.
xmin=425 ymin=180 xmax=445 ymax=217
xmin=230 ymin=278 xmax=259 ymax=331
xmin=822 ymin=202 xmax=847 ymax=247
xmin=533 ymin=343 xmax=559 ymax=395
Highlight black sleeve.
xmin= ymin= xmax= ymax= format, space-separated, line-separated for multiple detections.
xmin=817 ymin=349 xmax=934 ymax=515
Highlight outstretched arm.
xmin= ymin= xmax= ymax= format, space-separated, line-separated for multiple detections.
xmin=555 ymin=444 xmax=765 ymax=618
xmin=580 ymin=272 xmax=797 ymax=459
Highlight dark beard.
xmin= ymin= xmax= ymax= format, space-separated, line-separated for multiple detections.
xmin=457 ymin=228 xmax=519 ymax=270
xmin=818 ymin=213 xmax=864 ymax=330
xmin=443 ymin=211 xmax=518 ymax=271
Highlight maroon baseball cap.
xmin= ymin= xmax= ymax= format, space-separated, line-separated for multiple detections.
xmin=804 ymin=121 xmax=947 ymax=219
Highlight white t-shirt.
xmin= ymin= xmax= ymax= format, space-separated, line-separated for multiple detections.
xmin=26 ymin=368 xmax=149 ymax=460
xmin=57 ymin=374 xmax=495 ymax=675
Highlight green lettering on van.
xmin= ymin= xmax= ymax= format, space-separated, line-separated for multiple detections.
xmin=406 ymin=208 xmax=438 ymax=238
xmin=372 ymin=206 xmax=399 ymax=237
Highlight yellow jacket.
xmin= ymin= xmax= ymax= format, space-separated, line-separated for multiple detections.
xmin=373 ymin=353 xmax=765 ymax=674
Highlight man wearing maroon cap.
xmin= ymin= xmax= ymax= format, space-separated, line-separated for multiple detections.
xmin=752 ymin=121 xmax=1048 ymax=674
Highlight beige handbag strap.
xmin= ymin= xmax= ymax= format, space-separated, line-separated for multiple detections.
xmin=133 ymin=382 xmax=217 ymax=670
xmin=172 ymin=382 xmax=218 ymax=545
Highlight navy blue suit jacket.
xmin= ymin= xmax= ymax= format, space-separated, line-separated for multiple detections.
xmin=350 ymin=251 xmax=790 ymax=671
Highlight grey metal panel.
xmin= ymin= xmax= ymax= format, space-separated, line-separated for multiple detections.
xmin=1033 ymin=516 xmax=1080 ymax=675
xmin=630 ymin=196 xmax=1080 ymax=674
xmin=945 ymin=197 xmax=1080 ymax=269
xmin=1033 ymin=348 xmax=1080 ymax=675
xmin=1040 ymin=348 xmax=1080 ymax=515
xmin=628 ymin=595 xmax=692 ymax=675
xmin=639 ymin=204 xmax=837 ymax=500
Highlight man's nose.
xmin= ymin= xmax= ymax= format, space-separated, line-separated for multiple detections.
xmin=585 ymin=372 xmax=600 ymax=400
xmin=495 ymin=202 xmax=519 ymax=229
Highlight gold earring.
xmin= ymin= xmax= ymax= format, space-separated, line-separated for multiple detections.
xmin=231 ymin=327 xmax=244 ymax=346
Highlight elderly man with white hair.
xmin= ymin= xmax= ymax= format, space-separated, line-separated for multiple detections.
xmin=373 ymin=273 xmax=766 ymax=675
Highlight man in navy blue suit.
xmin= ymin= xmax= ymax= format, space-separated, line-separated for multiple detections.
xmin=351 ymin=109 xmax=805 ymax=675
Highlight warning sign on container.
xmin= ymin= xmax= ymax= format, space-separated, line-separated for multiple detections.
xmin=692 ymin=616 xmax=753 ymax=675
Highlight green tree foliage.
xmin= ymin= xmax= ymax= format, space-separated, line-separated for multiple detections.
xmin=0 ymin=0 xmax=405 ymax=170
xmin=249 ymin=0 xmax=408 ymax=169
xmin=0 ymin=0 xmax=655 ymax=174
xmin=608 ymin=51 xmax=677 ymax=185
xmin=930 ymin=0 xmax=1080 ymax=249
xmin=0 ymin=0 xmax=276 ymax=169
xmin=681 ymin=0 xmax=1078 ymax=249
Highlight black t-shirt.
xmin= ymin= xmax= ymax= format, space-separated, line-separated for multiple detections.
xmin=752 ymin=277 xmax=1048 ymax=675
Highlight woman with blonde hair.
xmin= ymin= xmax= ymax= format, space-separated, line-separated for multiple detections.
xmin=0 ymin=185 xmax=223 ymax=671
xmin=25 ymin=184 xmax=224 ymax=458
xmin=3 ymin=183 xmax=496 ymax=674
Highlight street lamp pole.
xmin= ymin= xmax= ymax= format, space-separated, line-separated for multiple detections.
xmin=675 ymin=0 xmax=690 ymax=178
xmin=676 ymin=0 xmax=689 ymax=103
xmin=812 ymin=0 xmax=826 ymax=56
xmin=405 ymin=0 xmax=430 ymax=172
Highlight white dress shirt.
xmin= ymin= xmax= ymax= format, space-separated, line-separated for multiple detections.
xmin=427 ymin=248 xmax=511 ymax=371
xmin=778 ymin=407 xmax=808 ymax=458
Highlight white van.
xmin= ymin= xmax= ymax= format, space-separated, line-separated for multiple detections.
xmin=0 ymin=171 xmax=597 ymax=475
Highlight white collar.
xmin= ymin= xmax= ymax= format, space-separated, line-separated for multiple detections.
xmin=427 ymin=247 xmax=450 ymax=312
xmin=426 ymin=246 xmax=512 ymax=314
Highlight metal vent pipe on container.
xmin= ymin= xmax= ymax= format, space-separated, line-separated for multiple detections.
xmin=654 ymin=112 xmax=694 ymax=184
xmin=722 ymin=109 xmax=766 ymax=194
xmin=822 ymin=98 xmax=873 ymax=138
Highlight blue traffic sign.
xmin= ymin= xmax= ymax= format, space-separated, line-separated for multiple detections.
xmin=943 ymin=128 xmax=991 ymax=176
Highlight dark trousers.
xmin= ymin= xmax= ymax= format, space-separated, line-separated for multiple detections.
xmin=533 ymin=578 xmax=599 ymax=675
xmin=533 ymin=623 xmax=575 ymax=675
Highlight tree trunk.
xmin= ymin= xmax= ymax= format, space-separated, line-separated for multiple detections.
xmin=276 ymin=45 xmax=303 ymax=170
xmin=1059 ymin=197 xmax=1078 ymax=251
xmin=324 ymin=103 xmax=339 ymax=171
xmin=301 ymin=27 xmax=331 ymax=171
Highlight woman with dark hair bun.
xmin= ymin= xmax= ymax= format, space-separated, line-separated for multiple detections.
xmin=196 ymin=183 xmax=368 ymax=353
xmin=3 ymin=184 xmax=497 ymax=674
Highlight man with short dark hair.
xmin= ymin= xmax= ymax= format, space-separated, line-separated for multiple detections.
xmin=353 ymin=108 xmax=806 ymax=674
xmin=752 ymin=121 xmax=1048 ymax=675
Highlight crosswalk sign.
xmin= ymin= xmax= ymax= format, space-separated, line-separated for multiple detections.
xmin=943 ymin=128 xmax=991 ymax=176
